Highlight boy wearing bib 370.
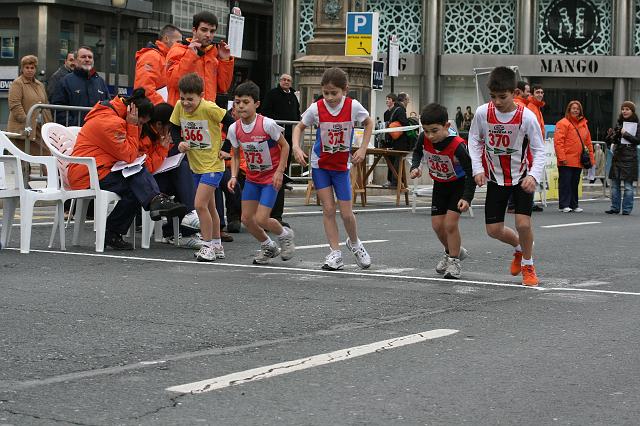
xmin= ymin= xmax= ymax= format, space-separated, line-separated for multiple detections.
xmin=468 ymin=67 xmax=545 ymax=286
xmin=227 ymin=81 xmax=295 ymax=265
xmin=410 ymin=103 xmax=475 ymax=280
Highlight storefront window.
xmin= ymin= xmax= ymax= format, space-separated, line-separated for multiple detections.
xmin=443 ymin=0 xmax=516 ymax=54
xmin=537 ymin=0 xmax=611 ymax=55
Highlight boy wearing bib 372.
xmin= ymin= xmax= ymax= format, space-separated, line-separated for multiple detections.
xmin=410 ymin=103 xmax=475 ymax=279
xmin=468 ymin=67 xmax=545 ymax=286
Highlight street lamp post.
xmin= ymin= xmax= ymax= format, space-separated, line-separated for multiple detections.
xmin=112 ymin=0 xmax=128 ymax=96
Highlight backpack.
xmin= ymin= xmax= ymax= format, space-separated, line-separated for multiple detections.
xmin=406 ymin=116 xmax=420 ymax=150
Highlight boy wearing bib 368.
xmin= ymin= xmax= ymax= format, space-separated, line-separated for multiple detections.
xmin=468 ymin=67 xmax=545 ymax=286
xmin=410 ymin=103 xmax=475 ymax=279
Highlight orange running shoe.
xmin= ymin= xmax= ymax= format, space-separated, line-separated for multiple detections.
xmin=521 ymin=264 xmax=539 ymax=286
xmin=510 ymin=251 xmax=523 ymax=275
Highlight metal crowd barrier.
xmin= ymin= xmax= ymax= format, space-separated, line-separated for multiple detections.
xmin=23 ymin=103 xmax=92 ymax=155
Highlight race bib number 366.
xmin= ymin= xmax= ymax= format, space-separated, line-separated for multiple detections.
xmin=320 ymin=122 xmax=351 ymax=154
xmin=181 ymin=119 xmax=212 ymax=150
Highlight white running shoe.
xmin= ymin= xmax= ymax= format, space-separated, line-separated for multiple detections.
xmin=181 ymin=210 xmax=200 ymax=229
xmin=253 ymin=242 xmax=281 ymax=265
xmin=213 ymin=244 xmax=225 ymax=259
xmin=164 ymin=233 xmax=204 ymax=249
xmin=573 ymin=207 xmax=584 ymax=213
xmin=278 ymin=227 xmax=296 ymax=261
xmin=561 ymin=207 xmax=572 ymax=213
xmin=322 ymin=250 xmax=344 ymax=271
xmin=195 ymin=245 xmax=215 ymax=262
xmin=458 ymin=246 xmax=469 ymax=261
xmin=444 ymin=257 xmax=462 ymax=279
xmin=345 ymin=238 xmax=371 ymax=269
xmin=435 ymin=252 xmax=450 ymax=274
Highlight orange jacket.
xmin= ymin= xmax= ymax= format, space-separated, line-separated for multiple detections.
xmin=68 ymin=97 xmax=141 ymax=189
xmin=138 ymin=133 xmax=169 ymax=174
xmin=165 ymin=39 xmax=234 ymax=106
xmin=554 ymin=115 xmax=595 ymax=168
xmin=514 ymin=96 xmax=528 ymax=107
xmin=134 ymin=41 xmax=171 ymax=105
xmin=526 ymin=97 xmax=545 ymax=138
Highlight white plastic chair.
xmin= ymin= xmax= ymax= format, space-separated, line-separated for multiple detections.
xmin=0 ymin=154 xmax=20 ymax=248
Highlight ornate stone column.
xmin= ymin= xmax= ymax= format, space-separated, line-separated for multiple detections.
xmin=293 ymin=0 xmax=372 ymax=110
xmin=613 ymin=0 xmax=632 ymax=124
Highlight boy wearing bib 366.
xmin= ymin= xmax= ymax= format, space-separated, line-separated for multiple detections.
xmin=468 ymin=66 xmax=545 ymax=286
xmin=410 ymin=103 xmax=475 ymax=279
xmin=227 ymin=82 xmax=295 ymax=264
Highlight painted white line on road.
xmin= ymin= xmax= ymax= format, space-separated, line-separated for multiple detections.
xmin=296 ymin=239 xmax=388 ymax=250
xmin=6 ymin=248 xmax=544 ymax=291
xmin=166 ymin=329 xmax=459 ymax=394
xmin=541 ymin=221 xmax=601 ymax=228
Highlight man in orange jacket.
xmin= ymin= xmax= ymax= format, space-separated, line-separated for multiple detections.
xmin=165 ymin=11 xmax=234 ymax=106
xmin=527 ymin=84 xmax=545 ymax=139
xmin=134 ymin=24 xmax=183 ymax=105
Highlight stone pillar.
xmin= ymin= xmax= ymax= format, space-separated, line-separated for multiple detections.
xmin=280 ymin=0 xmax=296 ymax=76
xmin=613 ymin=0 xmax=631 ymax=123
xmin=421 ymin=0 xmax=439 ymax=105
xmin=517 ymin=0 xmax=534 ymax=55
xmin=293 ymin=0 xmax=372 ymax=110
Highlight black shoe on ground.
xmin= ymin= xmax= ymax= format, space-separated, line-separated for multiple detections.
xmin=105 ymin=231 xmax=133 ymax=250
xmin=532 ymin=205 xmax=544 ymax=212
xmin=220 ymin=231 xmax=234 ymax=242
xmin=227 ymin=220 xmax=241 ymax=233
xmin=605 ymin=209 xmax=620 ymax=214
xmin=622 ymin=211 xmax=630 ymax=215
xmin=149 ymin=194 xmax=188 ymax=221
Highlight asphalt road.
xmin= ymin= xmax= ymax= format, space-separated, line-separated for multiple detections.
xmin=1 ymin=198 xmax=639 ymax=425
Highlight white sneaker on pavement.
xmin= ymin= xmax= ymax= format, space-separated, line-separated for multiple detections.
xmin=573 ymin=207 xmax=584 ymax=213
xmin=435 ymin=252 xmax=450 ymax=274
xmin=195 ymin=245 xmax=215 ymax=262
xmin=181 ymin=210 xmax=200 ymax=229
xmin=213 ymin=244 xmax=225 ymax=259
xmin=253 ymin=242 xmax=281 ymax=265
xmin=164 ymin=233 xmax=204 ymax=249
xmin=278 ymin=227 xmax=296 ymax=261
xmin=322 ymin=250 xmax=344 ymax=271
xmin=444 ymin=257 xmax=462 ymax=279
xmin=345 ymin=238 xmax=371 ymax=269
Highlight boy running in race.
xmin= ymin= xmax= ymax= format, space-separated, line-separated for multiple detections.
xmin=468 ymin=66 xmax=545 ymax=286
xmin=410 ymin=103 xmax=475 ymax=279
xmin=227 ymin=81 xmax=295 ymax=264
xmin=292 ymin=67 xmax=373 ymax=271
xmin=171 ymin=73 xmax=228 ymax=262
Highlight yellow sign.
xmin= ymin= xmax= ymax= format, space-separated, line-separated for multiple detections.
xmin=345 ymin=12 xmax=378 ymax=57
xmin=346 ymin=35 xmax=373 ymax=56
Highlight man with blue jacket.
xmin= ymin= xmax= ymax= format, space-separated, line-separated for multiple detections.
xmin=51 ymin=46 xmax=109 ymax=125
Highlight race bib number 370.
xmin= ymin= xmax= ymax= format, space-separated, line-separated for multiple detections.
xmin=320 ymin=122 xmax=351 ymax=154
xmin=181 ymin=119 xmax=212 ymax=150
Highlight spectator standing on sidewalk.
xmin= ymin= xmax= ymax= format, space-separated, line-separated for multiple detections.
xmin=261 ymin=73 xmax=301 ymax=228
xmin=527 ymin=84 xmax=546 ymax=212
xmin=383 ymin=92 xmax=410 ymax=188
xmin=46 ymin=51 xmax=75 ymax=101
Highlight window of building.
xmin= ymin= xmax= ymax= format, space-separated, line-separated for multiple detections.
xmin=366 ymin=0 xmax=422 ymax=54
xmin=443 ymin=0 xmax=516 ymax=54
xmin=171 ymin=0 xmax=228 ymax=35
xmin=0 ymin=20 xmax=19 ymax=60
xmin=634 ymin=0 xmax=640 ymax=55
xmin=298 ymin=0 xmax=314 ymax=53
xmin=537 ymin=0 xmax=611 ymax=55
xmin=60 ymin=21 xmax=76 ymax=62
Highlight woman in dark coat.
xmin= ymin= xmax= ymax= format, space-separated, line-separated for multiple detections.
xmin=604 ymin=101 xmax=639 ymax=215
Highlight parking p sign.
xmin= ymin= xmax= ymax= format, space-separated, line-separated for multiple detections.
xmin=345 ymin=12 xmax=379 ymax=57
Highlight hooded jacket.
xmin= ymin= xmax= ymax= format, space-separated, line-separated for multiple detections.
xmin=526 ymin=97 xmax=545 ymax=138
xmin=165 ymin=39 xmax=234 ymax=106
xmin=51 ymin=67 xmax=109 ymax=125
xmin=134 ymin=41 xmax=171 ymax=105
xmin=68 ymin=96 xmax=141 ymax=189
xmin=554 ymin=114 xmax=595 ymax=169
xmin=604 ymin=117 xmax=639 ymax=181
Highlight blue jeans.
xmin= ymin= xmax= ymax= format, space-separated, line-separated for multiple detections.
xmin=610 ymin=178 xmax=635 ymax=213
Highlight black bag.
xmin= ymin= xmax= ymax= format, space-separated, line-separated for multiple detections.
xmin=570 ymin=122 xmax=593 ymax=169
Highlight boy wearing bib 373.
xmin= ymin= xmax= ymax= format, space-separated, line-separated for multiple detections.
xmin=410 ymin=103 xmax=475 ymax=279
xmin=468 ymin=67 xmax=545 ymax=286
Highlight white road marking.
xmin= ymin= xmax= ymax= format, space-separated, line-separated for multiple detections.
xmin=296 ymin=239 xmax=388 ymax=250
xmin=166 ymin=329 xmax=459 ymax=394
xmin=541 ymin=221 xmax=601 ymax=228
xmin=6 ymin=248 xmax=640 ymax=297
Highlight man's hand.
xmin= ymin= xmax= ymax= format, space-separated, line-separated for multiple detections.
xmin=520 ymin=175 xmax=537 ymax=193
xmin=219 ymin=151 xmax=231 ymax=160
xmin=351 ymin=147 xmax=367 ymax=164
xmin=293 ymin=146 xmax=308 ymax=167
xmin=272 ymin=170 xmax=284 ymax=191
xmin=410 ymin=168 xmax=422 ymax=179
xmin=188 ymin=40 xmax=202 ymax=54
xmin=126 ymin=104 xmax=138 ymax=125
xmin=178 ymin=141 xmax=190 ymax=153
xmin=457 ymin=199 xmax=470 ymax=212
xmin=227 ymin=177 xmax=236 ymax=193
xmin=217 ymin=41 xmax=231 ymax=60
xmin=474 ymin=173 xmax=486 ymax=187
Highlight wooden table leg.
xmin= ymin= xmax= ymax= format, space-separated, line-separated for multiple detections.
xmin=396 ymin=156 xmax=404 ymax=206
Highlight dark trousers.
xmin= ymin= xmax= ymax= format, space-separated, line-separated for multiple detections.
xmin=271 ymin=130 xmax=293 ymax=221
xmin=100 ymin=169 xmax=160 ymax=235
xmin=216 ymin=168 xmax=243 ymax=229
xmin=558 ymin=166 xmax=582 ymax=209
xmin=154 ymin=158 xmax=196 ymax=237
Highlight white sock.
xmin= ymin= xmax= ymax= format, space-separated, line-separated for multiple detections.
xmin=278 ymin=228 xmax=289 ymax=238
xmin=212 ymin=238 xmax=221 ymax=245
xmin=332 ymin=249 xmax=342 ymax=256
xmin=261 ymin=237 xmax=274 ymax=247
xmin=514 ymin=244 xmax=522 ymax=252
xmin=350 ymin=238 xmax=362 ymax=248
xmin=521 ymin=257 xmax=533 ymax=266
xmin=204 ymin=240 xmax=213 ymax=247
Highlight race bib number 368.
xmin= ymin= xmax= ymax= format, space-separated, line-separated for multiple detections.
xmin=181 ymin=119 xmax=212 ymax=150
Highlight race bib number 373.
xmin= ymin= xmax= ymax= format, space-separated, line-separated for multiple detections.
xmin=181 ymin=119 xmax=212 ymax=150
